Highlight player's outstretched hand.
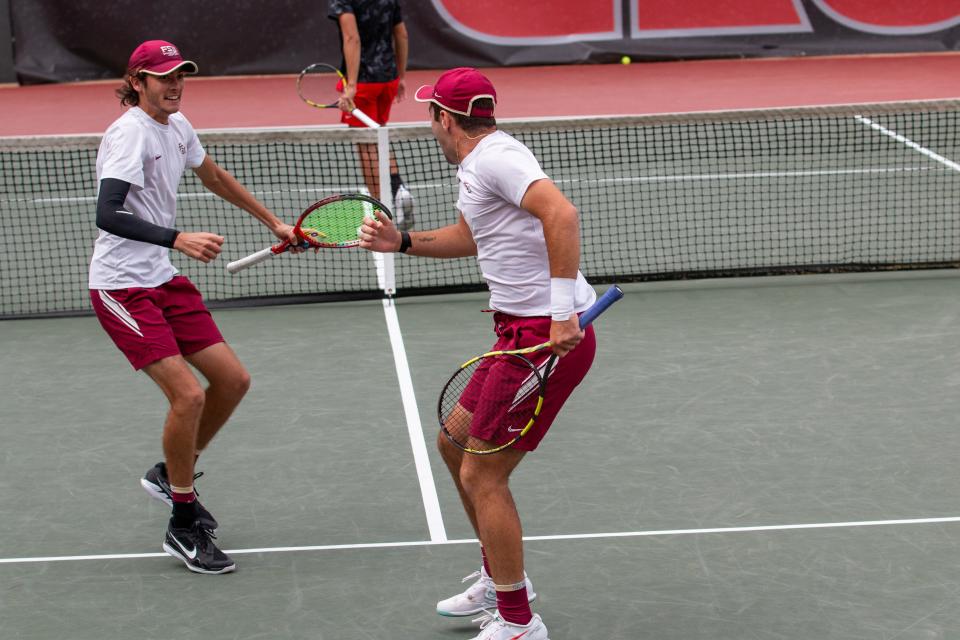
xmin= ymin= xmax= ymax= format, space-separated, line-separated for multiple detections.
xmin=174 ymin=231 xmax=224 ymax=263
xmin=358 ymin=209 xmax=402 ymax=253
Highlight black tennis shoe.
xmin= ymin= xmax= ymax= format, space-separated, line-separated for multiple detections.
xmin=163 ymin=519 xmax=236 ymax=575
xmin=141 ymin=462 xmax=219 ymax=531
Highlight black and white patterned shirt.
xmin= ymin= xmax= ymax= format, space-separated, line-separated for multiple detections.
xmin=328 ymin=0 xmax=404 ymax=83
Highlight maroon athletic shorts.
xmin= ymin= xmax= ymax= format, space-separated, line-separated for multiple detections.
xmin=458 ymin=312 xmax=597 ymax=451
xmin=90 ymin=276 xmax=224 ymax=370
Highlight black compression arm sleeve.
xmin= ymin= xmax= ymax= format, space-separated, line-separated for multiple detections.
xmin=95 ymin=178 xmax=180 ymax=248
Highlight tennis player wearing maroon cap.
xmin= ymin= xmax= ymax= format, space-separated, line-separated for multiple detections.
xmin=89 ymin=40 xmax=300 ymax=575
xmin=359 ymin=67 xmax=596 ymax=640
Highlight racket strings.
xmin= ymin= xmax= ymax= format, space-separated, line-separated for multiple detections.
xmin=439 ymin=353 xmax=543 ymax=454
xmin=299 ymin=200 xmax=386 ymax=246
xmin=439 ymin=359 xmax=482 ymax=448
xmin=298 ymin=66 xmax=342 ymax=107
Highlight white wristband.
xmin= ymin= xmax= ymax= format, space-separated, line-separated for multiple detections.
xmin=550 ymin=277 xmax=576 ymax=321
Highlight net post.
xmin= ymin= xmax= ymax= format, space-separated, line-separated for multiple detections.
xmin=377 ymin=126 xmax=396 ymax=296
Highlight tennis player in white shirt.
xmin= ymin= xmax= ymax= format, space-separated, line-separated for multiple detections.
xmin=89 ymin=40 xmax=299 ymax=575
xmin=359 ymin=67 xmax=597 ymax=640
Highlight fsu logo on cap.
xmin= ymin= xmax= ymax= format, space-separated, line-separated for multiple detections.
xmin=127 ymin=40 xmax=198 ymax=75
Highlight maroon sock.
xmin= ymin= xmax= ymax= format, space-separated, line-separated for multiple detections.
xmin=171 ymin=489 xmax=196 ymax=503
xmin=481 ymin=547 xmax=491 ymax=576
xmin=496 ymin=586 xmax=532 ymax=626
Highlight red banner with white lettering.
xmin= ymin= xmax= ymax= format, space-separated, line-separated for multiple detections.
xmin=9 ymin=0 xmax=960 ymax=84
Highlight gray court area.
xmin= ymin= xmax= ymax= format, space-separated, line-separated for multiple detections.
xmin=3 ymin=275 xmax=960 ymax=639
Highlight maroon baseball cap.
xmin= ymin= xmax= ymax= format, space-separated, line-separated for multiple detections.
xmin=414 ymin=67 xmax=496 ymax=118
xmin=127 ymin=40 xmax=198 ymax=76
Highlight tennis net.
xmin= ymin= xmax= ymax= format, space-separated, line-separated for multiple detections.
xmin=1 ymin=100 xmax=958 ymax=318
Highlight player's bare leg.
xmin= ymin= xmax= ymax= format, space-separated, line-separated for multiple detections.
xmin=143 ymin=353 xmax=236 ymax=574
xmin=435 ymin=434 xmax=537 ymax=618
xmin=356 ymin=143 xmax=403 ymax=196
xmin=143 ymin=355 xmax=205 ymax=486
xmin=458 ymin=446 xmax=527 ymax=587
xmin=357 ymin=142 xmax=380 ymax=199
xmin=458 ymin=445 xmax=541 ymax=629
xmin=140 ymin=345 xmax=241 ymax=532
xmin=437 ymin=430 xmax=480 ymax=534
xmin=357 ymin=142 xmax=414 ymax=229
xmin=184 ymin=342 xmax=251 ymax=453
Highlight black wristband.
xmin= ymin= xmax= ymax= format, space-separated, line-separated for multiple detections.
xmin=398 ymin=231 xmax=411 ymax=254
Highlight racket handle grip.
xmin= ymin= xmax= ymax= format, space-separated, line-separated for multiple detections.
xmin=579 ymin=285 xmax=624 ymax=328
xmin=351 ymin=108 xmax=380 ymax=129
xmin=226 ymin=246 xmax=276 ymax=274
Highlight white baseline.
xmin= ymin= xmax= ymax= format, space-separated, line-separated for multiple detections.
xmin=2 ymin=516 xmax=958 ymax=565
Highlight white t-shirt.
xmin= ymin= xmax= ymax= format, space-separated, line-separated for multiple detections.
xmin=89 ymin=107 xmax=206 ymax=289
xmin=456 ymin=130 xmax=595 ymax=316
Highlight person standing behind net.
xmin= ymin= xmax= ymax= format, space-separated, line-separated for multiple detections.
xmin=359 ymin=67 xmax=598 ymax=640
xmin=328 ymin=0 xmax=415 ymax=229
xmin=89 ymin=40 xmax=300 ymax=575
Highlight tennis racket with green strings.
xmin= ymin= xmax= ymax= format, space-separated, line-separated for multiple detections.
xmin=438 ymin=285 xmax=624 ymax=455
xmin=226 ymin=194 xmax=391 ymax=273
xmin=296 ymin=62 xmax=380 ymax=128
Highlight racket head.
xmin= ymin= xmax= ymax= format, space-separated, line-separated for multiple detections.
xmin=296 ymin=62 xmax=344 ymax=109
xmin=294 ymin=194 xmax=392 ymax=248
xmin=438 ymin=351 xmax=549 ymax=455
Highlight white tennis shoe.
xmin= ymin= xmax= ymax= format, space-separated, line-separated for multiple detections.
xmin=394 ymin=184 xmax=415 ymax=231
xmin=470 ymin=611 xmax=550 ymax=640
xmin=436 ymin=566 xmax=536 ymax=617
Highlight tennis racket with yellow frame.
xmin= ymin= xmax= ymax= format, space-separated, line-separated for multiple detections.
xmin=438 ymin=285 xmax=624 ymax=455
xmin=296 ymin=62 xmax=379 ymax=128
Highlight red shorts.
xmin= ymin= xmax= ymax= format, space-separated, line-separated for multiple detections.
xmin=90 ymin=276 xmax=224 ymax=370
xmin=459 ymin=312 xmax=597 ymax=451
xmin=341 ymin=79 xmax=400 ymax=127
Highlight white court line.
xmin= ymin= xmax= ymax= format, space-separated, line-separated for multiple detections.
xmin=381 ymin=297 xmax=446 ymax=543
xmin=361 ymin=180 xmax=445 ymax=544
xmin=590 ymin=166 xmax=935 ymax=184
xmin=2 ymin=516 xmax=958 ymax=566
xmin=855 ymin=115 xmax=960 ymax=174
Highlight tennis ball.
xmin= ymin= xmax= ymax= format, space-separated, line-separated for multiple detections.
xmin=620 ymin=55 xmax=631 ymax=65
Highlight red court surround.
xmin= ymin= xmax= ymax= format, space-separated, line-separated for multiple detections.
xmin=0 ymin=53 xmax=958 ymax=136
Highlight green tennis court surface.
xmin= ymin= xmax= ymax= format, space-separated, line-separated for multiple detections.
xmin=3 ymin=276 xmax=960 ymax=639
